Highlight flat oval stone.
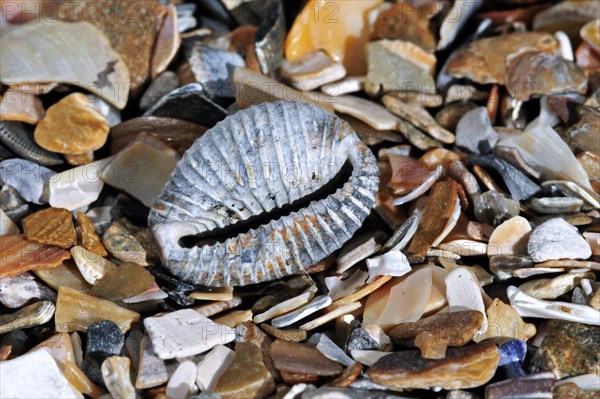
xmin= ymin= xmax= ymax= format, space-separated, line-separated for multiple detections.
xmin=34 ymin=93 xmax=109 ymax=154
xmin=527 ymin=218 xmax=592 ymax=262
xmin=269 ymin=339 xmax=343 ymax=379
xmin=367 ymin=341 xmax=500 ymax=390
xmin=22 ymin=207 xmax=77 ymax=249
xmin=0 ymin=158 xmax=56 ymax=204
xmin=529 ymin=197 xmax=584 ymax=214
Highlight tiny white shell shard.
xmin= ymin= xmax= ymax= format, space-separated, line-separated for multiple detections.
xmin=437 ymin=240 xmax=488 ymax=256
xmin=325 ymin=269 xmax=369 ymax=301
xmin=271 ymin=295 xmax=332 ymax=328
xmin=279 ymin=50 xmax=347 ymax=91
xmin=438 ymin=0 xmax=483 ymax=50
xmin=321 ymin=76 xmax=365 ymax=97
xmin=389 ymin=208 xmax=421 ymax=252
xmin=70 ymin=246 xmax=116 ymax=285
xmin=195 ymin=345 xmax=235 ymax=392
xmin=392 ymin=165 xmax=443 ymax=206
xmin=507 ymin=285 xmax=600 ymax=326
xmin=299 ymin=301 xmax=362 ymax=331
xmin=365 ymin=251 xmax=411 ymax=283
xmin=149 ymin=101 xmax=379 ymax=287
xmin=541 ymin=180 xmax=600 ymax=210
xmin=253 ymin=285 xmax=317 ymax=324
xmin=431 ymin=195 xmax=460 ymax=247
xmin=554 ymin=31 xmax=574 ymax=61
xmin=0 ymin=21 xmax=129 ymax=109
xmin=337 ymin=231 xmax=387 ymax=273
xmin=166 ymin=361 xmax=198 ymax=399
xmin=332 ymin=95 xmax=399 ymax=131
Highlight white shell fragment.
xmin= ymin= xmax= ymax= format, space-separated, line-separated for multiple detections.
xmin=308 ymin=333 xmax=356 ymax=367
xmin=271 ymin=295 xmax=332 ymax=328
xmin=337 ymin=231 xmax=386 ymax=273
xmin=507 ymin=286 xmax=600 ymax=326
xmin=487 ymin=216 xmax=532 ymax=256
xmin=253 ymin=286 xmax=317 ymax=324
xmin=0 ymin=21 xmax=129 ymax=109
xmin=149 ymin=101 xmax=378 ymax=287
xmin=445 ymin=267 xmax=487 ymax=335
xmin=144 ymin=309 xmax=235 ymax=359
xmin=0 ymin=349 xmax=83 ymax=399
xmin=321 ymin=76 xmax=365 ymax=97
xmin=279 ymin=50 xmax=347 ymax=91
xmin=195 ymin=345 xmax=235 ymax=392
xmin=332 ymin=95 xmax=400 ymax=131
xmin=49 ymin=158 xmax=112 ymax=211
xmin=325 ymin=269 xmax=369 ymax=301
xmin=392 ymin=165 xmax=443 ymax=206
xmin=166 ymin=361 xmax=198 ymax=399
xmin=0 ymin=272 xmax=56 ymax=308
xmin=70 ymin=246 xmax=116 ymax=285
xmin=527 ymin=218 xmax=592 ymax=262
xmin=365 ymin=251 xmax=411 ymax=283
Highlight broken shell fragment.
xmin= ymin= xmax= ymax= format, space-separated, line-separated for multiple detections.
xmin=0 ymin=21 xmax=129 ymax=109
xmin=149 ymin=101 xmax=378 ymax=287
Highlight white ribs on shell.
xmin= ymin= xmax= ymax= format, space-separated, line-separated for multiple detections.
xmin=149 ymin=101 xmax=379 ymax=287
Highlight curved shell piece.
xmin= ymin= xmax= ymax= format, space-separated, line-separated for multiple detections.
xmin=149 ymin=101 xmax=379 ymax=287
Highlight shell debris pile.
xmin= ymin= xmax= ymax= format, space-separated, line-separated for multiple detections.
xmin=0 ymin=1 xmax=599 ymax=398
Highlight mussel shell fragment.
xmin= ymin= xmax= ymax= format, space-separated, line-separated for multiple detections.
xmin=149 ymin=101 xmax=379 ymax=287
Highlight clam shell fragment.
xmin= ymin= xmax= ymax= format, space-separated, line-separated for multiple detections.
xmin=149 ymin=101 xmax=379 ymax=287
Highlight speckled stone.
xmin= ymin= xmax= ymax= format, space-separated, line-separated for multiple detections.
xmin=82 ymin=320 xmax=125 ymax=386
xmin=102 ymin=218 xmax=160 ymax=266
xmin=347 ymin=328 xmax=378 ymax=352
xmin=528 ymin=321 xmax=600 ymax=378
xmin=527 ymin=218 xmax=592 ymax=262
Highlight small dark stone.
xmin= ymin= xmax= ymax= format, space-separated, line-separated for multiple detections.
xmin=149 ymin=266 xmax=200 ymax=307
xmin=470 ymin=155 xmax=541 ymax=201
xmin=82 ymin=320 xmax=125 ymax=386
xmin=139 ymin=71 xmax=180 ymax=111
xmin=474 ymin=191 xmax=520 ymax=227
xmin=144 ymin=83 xmax=227 ymax=127
xmin=456 ymin=107 xmax=498 ymax=154
xmin=347 ymin=328 xmax=378 ymax=352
